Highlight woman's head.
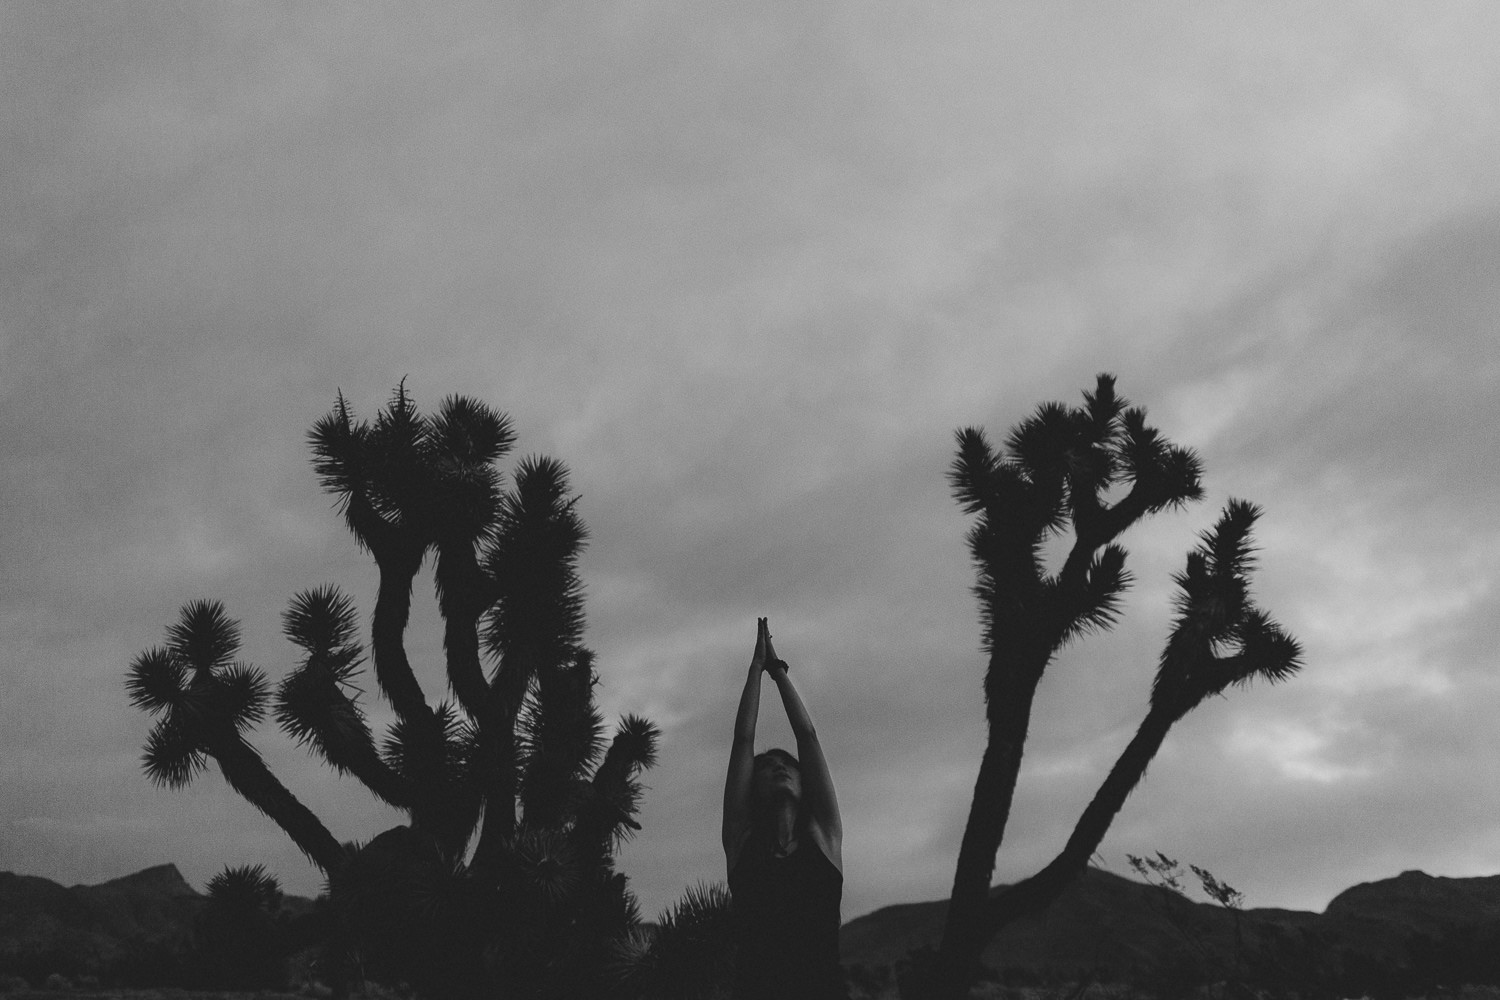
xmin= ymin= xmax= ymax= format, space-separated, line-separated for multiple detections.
xmin=751 ymin=748 xmax=801 ymax=813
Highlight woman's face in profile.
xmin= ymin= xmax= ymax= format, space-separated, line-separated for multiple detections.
xmin=753 ymin=755 xmax=801 ymax=805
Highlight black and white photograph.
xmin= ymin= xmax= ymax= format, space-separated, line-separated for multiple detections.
xmin=2 ymin=5 xmax=1498 ymax=998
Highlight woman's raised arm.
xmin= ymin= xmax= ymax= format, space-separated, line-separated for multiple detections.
xmin=722 ymin=618 xmax=769 ymax=868
xmin=764 ymin=631 xmax=842 ymax=872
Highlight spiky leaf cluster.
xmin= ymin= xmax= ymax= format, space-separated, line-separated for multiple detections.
xmin=607 ymin=882 xmax=736 ymax=1000
xmin=485 ymin=455 xmax=588 ymax=671
xmin=948 ymin=374 xmax=1204 ymax=687
xmin=205 ymin=863 xmax=283 ymax=915
xmin=1152 ymin=499 xmax=1304 ymax=717
xmin=126 ymin=599 xmax=271 ymax=789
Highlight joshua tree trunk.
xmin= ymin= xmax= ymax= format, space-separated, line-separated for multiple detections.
xmin=933 ymin=673 xmax=1042 ymax=996
xmin=980 ymin=706 xmax=1177 ymax=938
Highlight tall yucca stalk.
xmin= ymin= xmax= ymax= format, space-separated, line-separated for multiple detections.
xmin=127 ymin=383 xmax=659 ymax=999
xmin=918 ymin=375 xmax=1302 ymax=1000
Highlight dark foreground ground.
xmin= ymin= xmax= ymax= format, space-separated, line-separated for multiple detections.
xmin=8 ymin=987 xmax=1500 ymax=999
xmin=0 ymin=992 xmax=392 ymax=1000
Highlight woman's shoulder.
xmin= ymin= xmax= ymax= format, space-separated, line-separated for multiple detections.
xmin=805 ymin=822 xmax=843 ymax=877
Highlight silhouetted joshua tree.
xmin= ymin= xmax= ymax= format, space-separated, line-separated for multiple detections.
xmin=913 ymin=374 xmax=1303 ymax=1000
xmin=126 ymin=383 xmax=659 ymax=999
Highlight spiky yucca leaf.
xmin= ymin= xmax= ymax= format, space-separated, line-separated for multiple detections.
xmin=507 ymin=827 xmax=582 ymax=907
xmin=143 ymin=715 xmax=208 ymax=789
xmin=167 ymin=599 xmax=242 ymax=673
xmin=948 ymin=427 xmax=1000 ymax=516
xmin=607 ymin=882 xmax=734 ymax=999
xmin=1118 ymin=408 xmax=1205 ymax=514
xmin=308 ymin=393 xmax=370 ymax=512
xmin=581 ymin=715 xmax=661 ymax=847
xmin=381 ymin=704 xmax=482 ymax=852
xmin=1203 ymin=498 xmax=1261 ymax=579
xmin=206 ymin=863 xmax=282 ymax=913
xmin=277 ymin=664 xmax=347 ymax=748
xmin=1081 ymin=372 xmax=1126 ymax=444
xmin=427 ymin=397 xmax=509 ymax=546
xmin=1058 ymin=543 xmax=1132 ymax=642
xmin=275 ymin=652 xmax=378 ymax=781
xmin=606 ymin=714 xmax=659 ymax=773
xmin=278 ymin=586 xmax=368 ymax=759
xmin=213 ymin=662 xmax=270 ymax=733
xmin=126 ymin=646 xmax=187 ymax=715
xmin=657 ymin=881 xmax=731 ymax=934
xmin=519 ymin=655 xmax=607 ymax=825
xmin=1230 ymin=607 xmax=1304 ymax=686
xmin=432 ymin=395 xmax=516 ymax=468
xmin=403 ymin=848 xmax=475 ymax=923
xmin=283 ymin=585 xmax=361 ymax=657
xmin=1152 ymin=500 xmax=1302 ymax=713
xmin=382 ymin=702 xmax=470 ymax=782
xmin=1005 ymin=402 xmax=1075 ymax=484
xmin=363 ymin=380 xmax=434 ymax=529
xmin=484 ymin=456 xmax=588 ymax=663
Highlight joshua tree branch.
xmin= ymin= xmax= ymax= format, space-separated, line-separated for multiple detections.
xmin=470 ymin=652 xmax=535 ymax=869
xmin=211 ymin=735 xmax=346 ymax=874
xmin=435 ymin=543 xmax=496 ymax=717
xmin=370 ymin=542 xmax=434 ymax=726
xmin=314 ymin=713 xmax=411 ymax=809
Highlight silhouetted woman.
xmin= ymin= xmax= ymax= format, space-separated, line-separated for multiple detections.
xmin=723 ymin=618 xmax=846 ymax=1000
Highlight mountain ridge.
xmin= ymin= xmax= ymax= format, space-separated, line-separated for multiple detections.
xmin=4 ymin=862 xmax=1499 ymax=986
xmin=838 ymin=864 xmax=1500 ymax=980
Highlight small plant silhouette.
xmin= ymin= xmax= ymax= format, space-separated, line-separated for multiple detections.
xmin=1127 ymin=852 xmax=1246 ymax=999
xmin=126 ymin=383 xmax=659 ymax=999
xmin=912 ymin=374 xmax=1303 ymax=999
xmin=608 ymin=881 xmax=737 ymax=999
xmin=195 ymin=863 xmax=290 ymax=989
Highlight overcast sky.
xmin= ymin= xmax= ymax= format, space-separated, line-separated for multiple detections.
xmin=4 ymin=3 xmax=1499 ymax=926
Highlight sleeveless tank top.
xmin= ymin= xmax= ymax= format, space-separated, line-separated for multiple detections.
xmin=727 ymin=828 xmax=847 ymax=1000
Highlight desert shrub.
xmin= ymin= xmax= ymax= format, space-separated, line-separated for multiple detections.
xmin=847 ymin=962 xmax=892 ymax=997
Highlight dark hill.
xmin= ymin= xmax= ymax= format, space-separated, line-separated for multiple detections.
xmin=1326 ymin=869 xmax=1500 ymax=927
xmin=0 ymin=865 xmax=314 ymax=985
xmin=839 ymin=866 xmax=1500 ymax=984
xmin=840 ymin=866 xmax=1293 ymax=980
xmin=0 ymin=865 xmax=203 ymax=983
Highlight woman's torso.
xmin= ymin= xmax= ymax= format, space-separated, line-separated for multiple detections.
xmin=727 ymin=830 xmax=846 ymax=1000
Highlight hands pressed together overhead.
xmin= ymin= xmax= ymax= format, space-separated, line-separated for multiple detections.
xmin=753 ymin=616 xmax=791 ymax=677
